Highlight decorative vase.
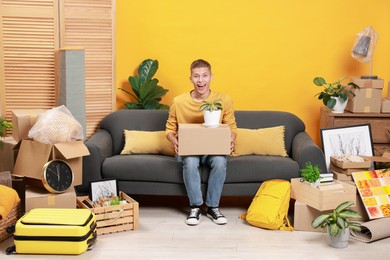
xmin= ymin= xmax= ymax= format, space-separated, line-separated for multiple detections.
xmin=331 ymin=97 xmax=348 ymax=113
xmin=203 ymin=110 xmax=221 ymax=127
xmin=326 ymin=226 xmax=350 ymax=249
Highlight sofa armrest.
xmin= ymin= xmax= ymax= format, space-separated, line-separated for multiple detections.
xmin=75 ymin=129 xmax=113 ymax=195
xmin=291 ymin=131 xmax=327 ymax=173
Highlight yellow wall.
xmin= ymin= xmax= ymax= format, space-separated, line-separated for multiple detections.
xmin=116 ymin=0 xmax=390 ymax=145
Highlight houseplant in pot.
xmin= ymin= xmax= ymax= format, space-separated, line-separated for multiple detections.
xmin=199 ymin=98 xmax=222 ymax=127
xmin=0 ymin=117 xmax=12 ymax=147
xmin=311 ymin=201 xmax=361 ymax=248
xmin=300 ymin=161 xmax=321 ymax=188
xmin=118 ymin=59 xmax=170 ymax=110
xmin=313 ymin=77 xmax=359 ymax=113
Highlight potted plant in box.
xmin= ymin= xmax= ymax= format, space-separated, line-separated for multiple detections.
xmin=313 ymin=77 xmax=359 ymax=113
xmin=300 ymin=161 xmax=321 ymax=188
xmin=312 ymin=201 xmax=361 ymax=248
xmin=0 ymin=117 xmax=13 ymax=147
xmin=199 ymin=98 xmax=222 ymax=127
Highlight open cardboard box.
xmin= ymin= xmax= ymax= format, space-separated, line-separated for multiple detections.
xmin=13 ymin=140 xmax=89 ymax=186
xmin=12 ymin=109 xmax=46 ymax=142
xmin=330 ymin=156 xmax=371 ymax=169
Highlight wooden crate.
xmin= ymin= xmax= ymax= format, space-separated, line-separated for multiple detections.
xmin=77 ymin=191 xmax=138 ymax=235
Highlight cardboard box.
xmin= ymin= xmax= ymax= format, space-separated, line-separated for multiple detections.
xmin=0 ymin=136 xmax=18 ymax=173
xmin=330 ymin=156 xmax=371 ymax=169
xmin=13 ymin=140 xmax=89 ymax=186
xmin=293 ymin=196 xmax=368 ymax=232
xmin=12 ymin=109 xmax=46 ymax=141
xmin=290 ymin=178 xmax=356 ymax=211
xmin=293 ymin=200 xmax=331 ymax=232
xmin=345 ymin=88 xmax=382 ymax=113
xmin=352 ymin=77 xmax=384 ymax=89
xmin=332 ymin=171 xmax=354 ymax=181
xmin=178 ymin=123 xmax=231 ymax=156
xmin=381 ymin=98 xmax=390 ymax=113
xmin=330 ymin=163 xmax=367 ymax=176
xmin=25 ymin=186 xmax=76 ymax=212
xmin=77 ymin=191 xmax=139 ymax=235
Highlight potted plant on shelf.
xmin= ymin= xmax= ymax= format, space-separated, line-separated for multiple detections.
xmin=313 ymin=77 xmax=360 ymax=113
xmin=0 ymin=117 xmax=13 ymax=147
xmin=118 ymin=59 xmax=170 ymax=110
xmin=199 ymin=98 xmax=222 ymax=127
xmin=300 ymin=162 xmax=321 ymax=188
xmin=311 ymin=201 xmax=361 ymax=249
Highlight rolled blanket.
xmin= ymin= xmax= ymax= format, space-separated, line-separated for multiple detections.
xmin=350 ymin=218 xmax=390 ymax=243
xmin=0 ymin=184 xmax=20 ymax=220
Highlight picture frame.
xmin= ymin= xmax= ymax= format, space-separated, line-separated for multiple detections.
xmin=320 ymin=124 xmax=374 ymax=171
xmin=90 ymin=179 xmax=118 ymax=202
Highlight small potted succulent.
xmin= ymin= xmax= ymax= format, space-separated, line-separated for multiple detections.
xmin=311 ymin=201 xmax=361 ymax=248
xmin=199 ymin=98 xmax=222 ymax=127
xmin=0 ymin=117 xmax=12 ymax=147
xmin=313 ymin=77 xmax=359 ymax=113
xmin=300 ymin=161 xmax=321 ymax=188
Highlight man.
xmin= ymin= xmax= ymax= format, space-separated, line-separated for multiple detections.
xmin=166 ymin=59 xmax=237 ymax=225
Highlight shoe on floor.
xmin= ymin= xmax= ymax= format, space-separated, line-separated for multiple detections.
xmin=207 ymin=207 xmax=227 ymax=225
xmin=186 ymin=207 xmax=201 ymax=226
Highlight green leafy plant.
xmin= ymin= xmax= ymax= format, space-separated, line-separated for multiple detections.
xmin=300 ymin=162 xmax=321 ymax=183
xmin=118 ymin=59 xmax=169 ymax=110
xmin=0 ymin=117 xmax=13 ymax=147
xmin=312 ymin=201 xmax=361 ymax=237
xmin=313 ymin=77 xmax=360 ymax=109
xmin=199 ymin=98 xmax=222 ymax=112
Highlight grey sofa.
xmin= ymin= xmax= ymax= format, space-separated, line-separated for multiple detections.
xmin=75 ymin=109 xmax=326 ymax=197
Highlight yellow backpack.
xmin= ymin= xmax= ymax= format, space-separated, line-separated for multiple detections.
xmin=241 ymin=179 xmax=294 ymax=231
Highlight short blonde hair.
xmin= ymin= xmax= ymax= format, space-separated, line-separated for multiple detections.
xmin=190 ymin=59 xmax=211 ymax=72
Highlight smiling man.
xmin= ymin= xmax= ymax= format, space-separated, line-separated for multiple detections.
xmin=166 ymin=59 xmax=237 ymax=226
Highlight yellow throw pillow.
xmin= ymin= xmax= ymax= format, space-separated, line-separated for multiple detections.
xmin=232 ymin=126 xmax=288 ymax=157
xmin=121 ymin=130 xmax=175 ymax=157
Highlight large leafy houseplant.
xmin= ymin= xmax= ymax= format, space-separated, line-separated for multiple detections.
xmin=313 ymin=77 xmax=360 ymax=109
xmin=119 ymin=59 xmax=169 ymax=110
xmin=312 ymin=201 xmax=361 ymax=237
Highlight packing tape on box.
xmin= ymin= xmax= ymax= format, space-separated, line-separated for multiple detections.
xmin=365 ymin=88 xmax=372 ymax=98
xmin=48 ymin=195 xmax=56 ymax=206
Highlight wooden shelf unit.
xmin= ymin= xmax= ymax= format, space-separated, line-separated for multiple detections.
xmin=320 ymin=107 xmax=390 ymax=156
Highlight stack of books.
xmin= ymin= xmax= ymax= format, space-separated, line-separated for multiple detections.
xmin=319 ymin=173 xmax=334 ymax=185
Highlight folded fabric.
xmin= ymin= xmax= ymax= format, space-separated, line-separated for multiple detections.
xmin=0 ymin=184 xmax=20 ymax=220
xmin=350 ymin=217 xmax=390 ymax=243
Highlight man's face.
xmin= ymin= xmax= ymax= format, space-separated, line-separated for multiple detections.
xmin=190 ymin=67 xmax=212 ymax=97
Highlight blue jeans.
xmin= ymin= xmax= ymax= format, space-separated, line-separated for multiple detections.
xmin=177 ymin=155 xmax=227 ymax=208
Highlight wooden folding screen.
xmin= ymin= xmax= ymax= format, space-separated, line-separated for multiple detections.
xmin=0 ymin=0 xmax=115 ymax=139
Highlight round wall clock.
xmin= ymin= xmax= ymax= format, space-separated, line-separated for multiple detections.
xmin=41 ymin=159 xmax=74 ymax=193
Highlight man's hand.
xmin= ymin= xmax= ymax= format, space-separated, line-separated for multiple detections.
xmin=167 ymin=132 xmax=179 ymax=154
xmin=230 ymin=132 xmax=237 ymax=153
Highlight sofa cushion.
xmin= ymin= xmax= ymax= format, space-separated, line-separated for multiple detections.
xmin=120 ymin=130 xmax=175 ymax=157
xmin=232 ymin=126 xmax=288 ymax=157
xmin=102 ymin=154 xmax=184 ymax=183
xmin=225 ymin=155 xmax=300 ymax=183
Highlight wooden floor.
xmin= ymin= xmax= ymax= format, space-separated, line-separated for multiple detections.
xmin=1 ymin=196 xmax=389 ymax=259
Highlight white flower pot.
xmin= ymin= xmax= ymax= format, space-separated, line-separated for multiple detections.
xmin=203 ymin=110 xmax=221 ymax=126
xmin=331 ymin=97 xmax=348 ymax=113
xmin=327 ymin=226 xmax=350 ymax=248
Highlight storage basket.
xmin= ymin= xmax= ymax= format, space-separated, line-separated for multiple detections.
xmin=0 ymin=171 xmax=21 ymax=241
xmin=77 ymin=191 xmax=138 ymax=235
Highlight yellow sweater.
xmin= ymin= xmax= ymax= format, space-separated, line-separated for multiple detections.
xmin=165 ymin=90 xmax=237 ymax=135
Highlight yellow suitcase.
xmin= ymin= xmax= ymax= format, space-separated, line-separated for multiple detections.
xmin=6 ymin=208 xmax=96 ymax=255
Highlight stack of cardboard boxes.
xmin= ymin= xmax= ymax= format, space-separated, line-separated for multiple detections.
xmin=382 ymin=81 xmax=390 ymax=113
xmin=1 ymin=109 xmax=89 ymax=213
xmin=345 ymin=77 xmax=385 ymax=113
xmin=290 ymin=170 xmax=367 ymax=232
